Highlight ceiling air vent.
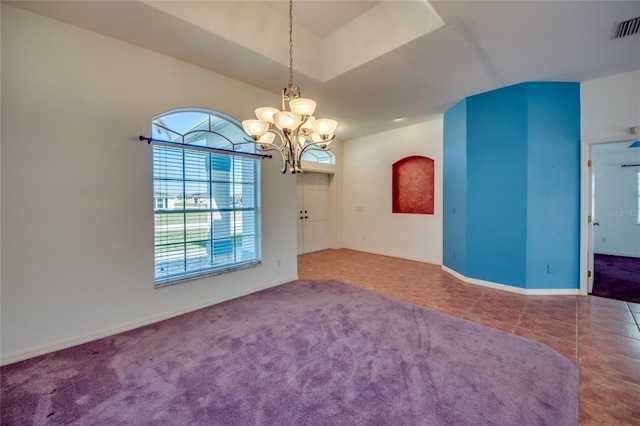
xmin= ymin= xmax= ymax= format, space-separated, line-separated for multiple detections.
xmin=614 ymin=16 xmax=640 ymax=39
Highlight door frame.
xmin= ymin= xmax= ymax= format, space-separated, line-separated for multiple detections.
xmin=580 ymin=137 xmax=638 ymax=295
xmin=297 ymin=171 xmax=331 ymax=254
xmin=296 ymin=163 xmax=338 ymax=255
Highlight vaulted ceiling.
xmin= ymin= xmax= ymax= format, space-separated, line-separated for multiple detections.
xmin=7 ymin=1 xmax=640 ymax=139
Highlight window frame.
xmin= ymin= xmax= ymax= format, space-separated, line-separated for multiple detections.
xmin=151 ymin=109 xmax=263 ymax=287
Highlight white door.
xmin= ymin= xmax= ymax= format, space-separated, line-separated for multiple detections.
xmin=297 ymin=172 xmax=330 ymax=254
xmin=587 ymin=146 xmax=595 ymax=293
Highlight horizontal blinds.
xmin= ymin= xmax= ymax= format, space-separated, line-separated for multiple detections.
xmin=153 ymin=144 xmax=261 ymax=285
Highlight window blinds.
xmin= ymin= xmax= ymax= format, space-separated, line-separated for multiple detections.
xmin=152 ymin=144 xmax=261 ymax=285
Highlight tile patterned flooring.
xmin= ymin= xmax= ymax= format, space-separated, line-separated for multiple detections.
xmin=298 ymin=249 xmax=640 ymax=425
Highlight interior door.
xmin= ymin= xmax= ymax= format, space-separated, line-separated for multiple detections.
xmin=587 ymin=148 xmax=595 ymax=293
xmin=297 ymin=172 xmax=330 ymax=254
xmin=589 ymin=141 xmax=640 ymax=298
xmin=296 ymin=176 xmax=305 ymax=255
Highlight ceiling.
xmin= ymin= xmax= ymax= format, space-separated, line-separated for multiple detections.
xmin=6 ymin=0 xmax=640 ymax=140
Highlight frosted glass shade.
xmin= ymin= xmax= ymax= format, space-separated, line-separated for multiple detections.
xmin=255 ymin=107 xmax=279 ymax=123
xmin=298 ymin=116 xmax=315 ymax=136
xmin=289 ymin=98 xmax=316 ymax=116
xmin=311 ymin=118 xmax=337 ymax=136
xmin=242 ymin=120 xmax=269 ymax=139
xmin=242 ymin=119 xmax=269 ymax=138
xmin=273 ymin=111 xmax=301 ymax=130
xmin=257 ymin=132 xmax=275 ymax=145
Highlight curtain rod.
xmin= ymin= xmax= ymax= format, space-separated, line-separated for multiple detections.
xmin=621 ymin=164 xmax=640 ymax=167
xmin=138 ymin=136 xmax=271 ymax=159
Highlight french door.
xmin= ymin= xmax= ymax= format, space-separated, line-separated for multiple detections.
xmin=297 ymin=172 xmax=330 ymax=254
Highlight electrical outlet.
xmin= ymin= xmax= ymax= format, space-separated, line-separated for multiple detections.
xmin=277 ymin=259 xmax=281 ymax=267
xmin=601 ymin=237 xmax=607 ymax=243
xmin=362 ymin=236 xmax=366 ymax=241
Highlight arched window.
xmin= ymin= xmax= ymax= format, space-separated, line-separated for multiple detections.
xmin=301 ymin=148 xmax=334 ymax=164
xmin=151 ymin=109 xmax=261 ymax=286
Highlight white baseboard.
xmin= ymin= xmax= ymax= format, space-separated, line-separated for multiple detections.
xmin=342 ymin=245 xmax=442 ymax=266
xmin=441 ymin=266 xmax=581 ymax=296
xmin=0 ymin=276 xmax=298 ymax=366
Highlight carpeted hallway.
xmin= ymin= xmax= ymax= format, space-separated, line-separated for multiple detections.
xmin=298 ymin=249 xmax=640 ymax=425
xmin=592 ymin=254 xmax=640 ymax=304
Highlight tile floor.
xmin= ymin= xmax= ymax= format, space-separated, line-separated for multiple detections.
xmin=298 ymin=249 xmax=640 ymax=425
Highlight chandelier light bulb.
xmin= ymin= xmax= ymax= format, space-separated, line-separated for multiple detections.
xmin=289 ymin=98 xmax=317 ymax=116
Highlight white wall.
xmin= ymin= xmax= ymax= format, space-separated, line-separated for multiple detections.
xmin=342 ymin=119 xmax=443 ymax=264
xmin=593 ymin=150 xmax=640 ymax=257
xmin=581 ymin=70 xmax=640 ymax=144
xmin=579 ymin=69 xmax=640 ymax=293
xmin=0 ymin=5 xmax=298 ymax=364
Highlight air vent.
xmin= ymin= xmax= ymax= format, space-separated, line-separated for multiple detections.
xmin=614 ymin=16 xmax=640 ymax=39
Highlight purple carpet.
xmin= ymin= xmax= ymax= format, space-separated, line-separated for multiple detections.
xmin=592 ymin=254 xmax=640 ymax=304
xmin=1 ymin=280 xmax=579 ymax=425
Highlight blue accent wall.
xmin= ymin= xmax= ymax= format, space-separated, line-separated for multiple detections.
xmin=443 ymin=82 xmax=580 ymax=290
xmin=443 ymin=100 xmax=468 ymax=275
xmin=466 ymin=84 xmax=528 ymax=287
xmin=526 ymin=83 xmax=581 ymax=289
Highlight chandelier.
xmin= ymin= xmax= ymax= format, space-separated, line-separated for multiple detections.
xmin=242 ymin=0 xmax=337 ymax=174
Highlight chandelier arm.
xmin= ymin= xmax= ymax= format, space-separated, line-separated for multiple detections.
xmin=306 ymin=135 xmax=336 ymax=146
xmin=301 ymin=135 xmax=336 ymax=153
xmin=298 ymin=144 xmax=313 ymax=158
xmin=267 ymin=129 xmax=293 ymax=174
xmin=299 ymin=142 xmax=329 ymax=158
xmin=244 ymin=131 xmax=288 ymax=173
xmin=285 ymin=133 xmax=297 ymax=164
xmin=255 ymin=141 xmax=288 ymax=173
xmin=267 ymin=128 xmax=287 ymax=149
xmin=287 ymin=127 xmax=304 ymax=173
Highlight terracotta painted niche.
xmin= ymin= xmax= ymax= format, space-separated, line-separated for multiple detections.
xmin=392 ymin=156 xmax=434 ymax=214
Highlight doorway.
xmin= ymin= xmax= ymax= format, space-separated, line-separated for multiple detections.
xmin=297 ymin=172 xmax=331 ymax=254
xmin=588 ymin=141 xmax=640 ymax=303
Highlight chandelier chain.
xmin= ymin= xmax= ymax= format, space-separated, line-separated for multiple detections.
xmin=288 ymin=0 xmax=294 ymax=89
